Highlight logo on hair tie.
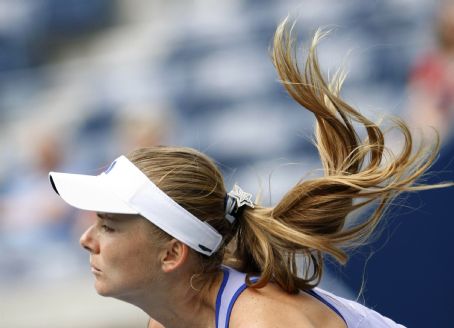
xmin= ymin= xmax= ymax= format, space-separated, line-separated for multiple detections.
xmin=225 ymin=184 xmax=255 ymax=224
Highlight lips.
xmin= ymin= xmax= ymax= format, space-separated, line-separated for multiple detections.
xmin=90 ymin=262 xmax=102 ymax=272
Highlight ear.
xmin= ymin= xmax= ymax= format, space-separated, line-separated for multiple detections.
xmin=159 ymin=239 xmax=190 ymax=273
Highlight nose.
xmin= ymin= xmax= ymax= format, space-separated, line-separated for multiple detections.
xmin=79 ymin=224 xmax=100 ymax=254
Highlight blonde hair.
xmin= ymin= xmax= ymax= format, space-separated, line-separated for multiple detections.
xmin=127 ymin=18 xmax=449 ymax=295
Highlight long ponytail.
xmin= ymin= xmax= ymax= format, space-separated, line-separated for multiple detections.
xmin=227 ymin=18 xmax=449 ymax=293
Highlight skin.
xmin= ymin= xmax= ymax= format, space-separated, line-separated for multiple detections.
xmin=80 ymin=213 xmax=346 ymax=328
xmin=79 ymin=213 xmax=220 ymax=328
xmin=80 ymin=213 xmax=160 ymax=300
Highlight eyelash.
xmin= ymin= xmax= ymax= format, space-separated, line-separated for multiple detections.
xmin=101 ymin=224 xmax=115 ymax=233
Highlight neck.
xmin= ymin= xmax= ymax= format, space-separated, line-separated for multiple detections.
xmin=126 ymin=271 xmax=224 ymax=328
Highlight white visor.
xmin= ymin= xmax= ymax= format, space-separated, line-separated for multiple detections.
xmin=49 ymin=155 xmax=223 ymax=256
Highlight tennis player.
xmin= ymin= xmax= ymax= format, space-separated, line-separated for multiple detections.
xmin=48 ymin=19 xmax=449 ymax=328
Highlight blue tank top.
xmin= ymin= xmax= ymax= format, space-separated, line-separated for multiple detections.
xmin=215 ymin=266 xmax=406 ymax=328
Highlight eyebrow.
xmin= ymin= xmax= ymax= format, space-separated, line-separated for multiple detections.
xmin=96 ymin=213 xmax=121 ymax=221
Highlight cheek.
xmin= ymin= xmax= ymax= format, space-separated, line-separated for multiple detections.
xmin=120 ymin=247 xmax=158 ymax=282
xmin=102 ymin=236 xmax=159 ymax=289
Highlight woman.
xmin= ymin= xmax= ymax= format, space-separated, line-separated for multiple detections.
xmin=407 ymin=0 xmax=454 ymax=141
xmin=49 ymin=19 xmax=449 ymax=328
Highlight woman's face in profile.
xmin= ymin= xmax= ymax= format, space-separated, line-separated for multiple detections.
xmin=79 ymin=213 xmax=161 ymax=300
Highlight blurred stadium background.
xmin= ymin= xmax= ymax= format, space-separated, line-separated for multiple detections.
xmin=0 ymin=0 xmax=453 ymax=327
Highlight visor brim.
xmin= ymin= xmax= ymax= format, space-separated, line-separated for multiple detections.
xmin=49 ymin=172 xmax=138 ymax=214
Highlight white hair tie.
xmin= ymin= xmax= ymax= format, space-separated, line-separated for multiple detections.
xmin=225 ymin=184 xmax=255 ymax=224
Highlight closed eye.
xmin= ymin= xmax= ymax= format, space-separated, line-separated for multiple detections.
xmin=101 ymin=224 xmax=115 ymax=233
xmin=96 ymin=213 xmax=116 ymax=233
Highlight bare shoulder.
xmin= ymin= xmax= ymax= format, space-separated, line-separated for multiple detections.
xmin=228 ymin=284 xmax=316 ymax=328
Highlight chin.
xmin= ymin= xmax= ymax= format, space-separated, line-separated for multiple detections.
xmin=94 ymin=280 xmax=115 ymax=297
xmin=94 ymin=280 xmax=134 ymax=302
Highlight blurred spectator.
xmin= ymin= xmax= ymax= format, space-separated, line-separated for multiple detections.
xmin=0 ymin=125 xmax=76 ymax=282
xmin=406 ymin=0 xmax=454 ymax=141
xmin=114 ymin=101 xmax=174 ymax=152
